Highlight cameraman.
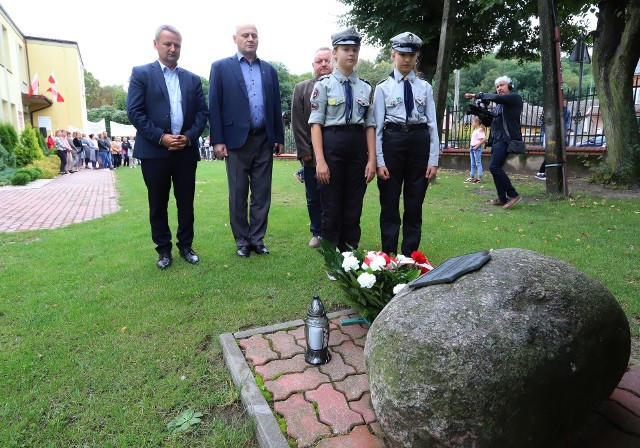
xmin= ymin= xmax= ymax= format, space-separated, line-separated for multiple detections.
xmin=465 ymin=76 xmax=523 ymax=209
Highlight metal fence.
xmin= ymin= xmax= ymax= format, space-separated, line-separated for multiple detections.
xmin=442 ymin=89 xmax=609 ymax=150
xmin=282 ymin=88 xmax=626 ymax=155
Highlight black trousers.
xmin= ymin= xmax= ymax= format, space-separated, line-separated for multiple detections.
xmin=489 ymin=140 xmax=518 ymax=202
xmin=377 ymin=128 xmax=429 ymax=256
xmin=140 ymin=155 xmax=197 ymax=254
xmin=56 ymin=150 xmax=67 ymax=172
xmin=318 ymin=127 xmax=368 ymax=252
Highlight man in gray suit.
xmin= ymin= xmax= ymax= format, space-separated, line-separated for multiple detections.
xmin=209 ymin=23 xmax=284 ymax=257
xmin=291 ymin=47 xmax=333 ymax=249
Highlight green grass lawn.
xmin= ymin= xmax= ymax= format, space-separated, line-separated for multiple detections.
xmin=1 ymin=160 xmax=638 ymax=447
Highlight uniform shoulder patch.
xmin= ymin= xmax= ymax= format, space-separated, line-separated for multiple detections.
xmin=359 ymin=77 xmax=371 ymax=86
xmin=318 ymin=75 xmax=331 ymax=81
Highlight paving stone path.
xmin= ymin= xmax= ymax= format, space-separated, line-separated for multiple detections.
xmin=0 ymin=169 xmax=119 ymax=232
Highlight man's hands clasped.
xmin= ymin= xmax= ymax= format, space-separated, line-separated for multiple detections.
xmin=162 ymin=134 xmax=190 ymax=151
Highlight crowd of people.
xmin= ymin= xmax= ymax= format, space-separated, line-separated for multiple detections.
xmin=124 ymin=23 xmax=524 ymax=269
xmin=50 ymin=130 xmax=138 ymax=174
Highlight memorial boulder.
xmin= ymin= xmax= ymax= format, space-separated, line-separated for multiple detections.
xmin=365 ymin=248 xmax=630 ymax=448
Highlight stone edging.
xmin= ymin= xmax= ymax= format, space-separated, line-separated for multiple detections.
xmin=218 ymin=308 xmax=359 ymax=448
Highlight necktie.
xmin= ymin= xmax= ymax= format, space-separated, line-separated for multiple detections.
xmin=404 ymin=77 xmax=414 ymax=123
xmin=344 ymin=80 xmax=353 ymax=124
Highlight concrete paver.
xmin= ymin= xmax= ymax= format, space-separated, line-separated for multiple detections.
xmin=305 ymin=383 xmax=364 ymax=434
xmin=239 ymin=334 xmax=279 ymax=366
xmin=265 ymin=368 xmax=330 ymax=401
xmin=274 ymin=394 xmax=331 ymax=447
xmin=0 ymin=169 xmax=118 ymax=232
xmin=266 ymin=331 xmax=306 ymax=358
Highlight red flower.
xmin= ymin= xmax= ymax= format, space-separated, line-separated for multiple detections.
xmin=411 ymin=251 xmax=427 ymax=264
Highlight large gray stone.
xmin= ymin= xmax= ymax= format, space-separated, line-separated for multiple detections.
xmin=365 ymin=248 xmax=630 ymax=448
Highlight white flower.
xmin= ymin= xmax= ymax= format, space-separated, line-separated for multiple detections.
xmin=341 ymin=251 xmax=354 ymax=258
xmin=357 ymin=272 xmax=376 ymax=288
xmin=395 ymin=254 xmax=414 ymax=265
xmin=362 ymin=255 xmax=386 ymax=272
xmin=342 ymin=255 xmax=360 ymax=272
xmin=393 ymin=283 xmax=407 ymax=294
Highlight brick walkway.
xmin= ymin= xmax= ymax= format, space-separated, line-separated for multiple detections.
xmin=222 ymin=311 xmax=640 ymax=447
xmin=0 ymin=169 xmax=119 ymax=232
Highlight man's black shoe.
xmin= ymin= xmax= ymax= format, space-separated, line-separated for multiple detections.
xmin=236 ymin=246 xmax=251 ymax=257
xmin=253 ymin=245 xmax=269 ymax=255
xmin=179 ymin=247 xmax=200 ymax=265
xmin=157 ymin=253 xmax=172 ymax=270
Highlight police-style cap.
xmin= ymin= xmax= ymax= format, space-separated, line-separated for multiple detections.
xmin=331 ymin=26 xmax=362 ymax=46
xmin=391 ymin=32 xmax=423 ymax=53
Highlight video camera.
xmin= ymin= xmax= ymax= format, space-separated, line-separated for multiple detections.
xmin=464 ymin=99 xmax=494 ymax=128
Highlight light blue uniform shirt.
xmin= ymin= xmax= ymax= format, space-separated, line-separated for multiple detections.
xmin=158 ymin=61 xmax=183 ymax=136
xmin=373 ymin=69 xmax=440 ymax=167
xmin=237 ymin=53 xmax=265 ymax=129
xmin=308 ymin=68 xmax=375 ymax=128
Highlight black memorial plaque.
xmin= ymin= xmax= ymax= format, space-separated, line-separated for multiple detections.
xmin=409 ymin=250 xmax=491 ymax=288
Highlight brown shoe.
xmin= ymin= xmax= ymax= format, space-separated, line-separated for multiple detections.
xmin=503 ymin=195 xmax=522 ymax=209
xmin=487 ymin=198 xmax=505 ymax=206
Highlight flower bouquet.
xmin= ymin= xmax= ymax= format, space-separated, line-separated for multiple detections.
xmin=319 ymin=238 xmax=434 ymax=322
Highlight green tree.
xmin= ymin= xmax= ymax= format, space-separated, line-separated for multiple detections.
xmin=84 ymin=70 xmax=102 ymax=109
xmin=271 ymin=61 xmax=295 ymax=115
xmin=200 ymin=76 xmax=210 ymax=137
xmin=355 ymin=59 xmax=394 ymax=86
xmin=0 ymin=142 xmax=16 ymax=172
xmin=0 ymin=123 xmax=19 ymax=154
xmin=591 ymin=0 xmax=640 ymax=184
xmin=339 ymin=0 xmax=586 ymax=82
xmin=14 ymin=128 xmax=43 ymax=167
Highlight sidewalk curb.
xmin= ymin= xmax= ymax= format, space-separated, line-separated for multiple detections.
xmin=219 ymin=308 xmax=359 ymax=448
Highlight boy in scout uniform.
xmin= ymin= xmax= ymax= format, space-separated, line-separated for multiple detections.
xmin=309 ymin=26 xmax=377 ymax=253
xmin=373 ymin=32 xmax=439 ymax=257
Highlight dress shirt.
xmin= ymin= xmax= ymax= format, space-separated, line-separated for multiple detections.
xmin=158 ymin=61 xmax=184 ymax=135
xmin=237 ymin=53 xmax=265 ymax=129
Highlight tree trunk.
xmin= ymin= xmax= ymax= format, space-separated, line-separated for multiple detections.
xmin=432 ymin=0 xmax=457 ymax=138
xmin=592 ymin=0 xmax=640 ymax=185
xmin=539 ymin=0 xmax=567 ymax=195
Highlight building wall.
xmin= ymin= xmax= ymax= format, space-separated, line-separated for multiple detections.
xmin=0 ymin=9 xmax=28 ymax=130
xmin=26 ymin=39 xmax=86 ymax=132
xmin=0 ymin=5 xmax=85 ymax=138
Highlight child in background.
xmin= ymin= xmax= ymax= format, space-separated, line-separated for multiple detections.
xmin=465 ymin=116 xmax=486 ymax=184
xmin=293 ymin=165 xmax=304 ymax=183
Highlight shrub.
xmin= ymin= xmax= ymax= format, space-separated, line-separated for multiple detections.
xmin=0 ymin=123 xmax=19 ymax=154
xmin=15 ymin=128 xmax=44 ymax=167
xmin=9 ymin=171 xmax=31 ymax=186
xmin=0 ymin=142 xmax=16 ymax=171
xmin=16 ymin=167 xmax=42 ymax=181
xmin=27 ymin=156 xmax=59 ymax=179
xmin=35 ymin=131 xmax=48 ymax=154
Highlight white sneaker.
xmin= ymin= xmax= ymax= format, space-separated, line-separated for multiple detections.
xmin=535 ymin=172 xmax=546 ymax=180
xmin=309 ymin=236 xmax=320 ymax=248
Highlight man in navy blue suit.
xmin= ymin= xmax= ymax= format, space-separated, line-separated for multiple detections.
xmin=127 ymin=25 xmax=208 ymax=269
xmin=209 ymin=23 xmax=284 ymax=258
